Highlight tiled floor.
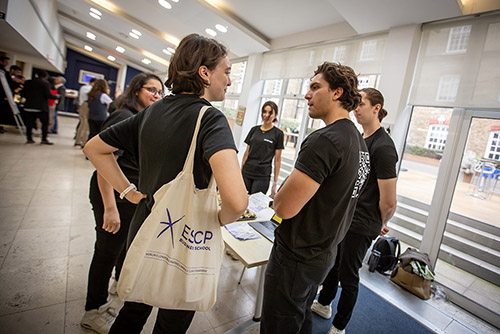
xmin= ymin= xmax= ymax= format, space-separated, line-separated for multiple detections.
xmin=0 ymin=116 xmax=498 ymax=334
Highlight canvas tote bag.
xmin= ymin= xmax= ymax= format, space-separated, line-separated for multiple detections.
xmin=117 ymin=105 xmax=223 ymax=311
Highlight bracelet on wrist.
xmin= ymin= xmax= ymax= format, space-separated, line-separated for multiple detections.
xmin=119 ymin=183 xmax=136 ymax=199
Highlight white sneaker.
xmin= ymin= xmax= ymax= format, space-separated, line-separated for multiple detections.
xmin=327 ymin=325 xmax=345 ymax=334
xmin=311 ymin=300 xmax=332 ymax=319
xmin=108 ymin=279 xmax=118 ymax=295
xmin=81 ymin=300 xmax=116 ymax=334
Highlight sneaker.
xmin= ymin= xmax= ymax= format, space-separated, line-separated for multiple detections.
xmin=327 ymin=325 xmax=345 ymax=334
xmin=41 ymin=140 xmax=54 ymax=145
xmin=109 ymin=279 xmax=118 ymax=295
xmin=311 ymin=300 xmax=332 ymax=319
xmin=26 ymin=139 xmax=35 ymax=144
xmin=80 ymin=301 xmax=116 ymax=334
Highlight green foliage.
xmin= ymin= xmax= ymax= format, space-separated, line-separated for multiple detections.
xmin=405 ymin=145 xmax=442 ymax=159
xmin=223 ymin=107 xmax=237 ymax=119
xmin=279 ymin=119 xmax=300 ymax=131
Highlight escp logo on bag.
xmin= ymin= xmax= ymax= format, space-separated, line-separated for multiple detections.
xmin=157 ymin=208 xmax=214 ymax=251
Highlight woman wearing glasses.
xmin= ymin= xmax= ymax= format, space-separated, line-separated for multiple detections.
xmin=81 ymin=73 xmax=163 ymax=333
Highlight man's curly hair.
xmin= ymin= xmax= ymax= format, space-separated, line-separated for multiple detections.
xmin=313 ymin=62 xmax=361 ymax=111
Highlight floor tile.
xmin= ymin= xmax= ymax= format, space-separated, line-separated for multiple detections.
xmin=0 ymin=302 xmax=65 ymax=334
xmin=20 ymin=204 xmax=72 ymax=229
xmin=0 ymin=205 xmax=26 ymax=231
xmin=69 ymin=224 xmax=95 ymax=256
xmin=66 ymin=253 xmax=92 ymax=302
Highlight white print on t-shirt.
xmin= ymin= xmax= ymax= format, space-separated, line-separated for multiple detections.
xmin=264 ymin=139 xmax=273 ymax=144
xmin=351 ymin=151 xmax=370 ymax=198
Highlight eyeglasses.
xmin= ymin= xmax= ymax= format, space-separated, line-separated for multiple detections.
xmin=142 ymin=86 xmax=164 ymax=97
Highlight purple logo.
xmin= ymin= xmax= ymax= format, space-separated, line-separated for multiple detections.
xmin=157 ymin=208 xmax=185 ymax=248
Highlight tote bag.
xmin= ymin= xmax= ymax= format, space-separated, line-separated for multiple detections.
xmin=117 ymin=105 xmax=223 ymax=311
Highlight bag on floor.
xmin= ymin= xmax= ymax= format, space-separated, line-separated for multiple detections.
xmin=390 ymin=247 xmax=434 ymax=300
xmin=367 ymin=236 xmax=400 ymax=273
xmin=117 ymin=106 xmax=224 ymax=311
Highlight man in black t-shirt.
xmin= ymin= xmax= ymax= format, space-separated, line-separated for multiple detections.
xmin=311 ymin=88 xmax=398 ymax=334
xmin=260 ymin=62 xmax=370 ymax=334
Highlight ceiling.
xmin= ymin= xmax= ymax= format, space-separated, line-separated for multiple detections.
xmin=3 ymin=0 xmax=498 ymax=75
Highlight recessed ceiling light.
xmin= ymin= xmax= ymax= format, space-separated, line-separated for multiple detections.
xmin=116 ymin=46 xmax=125 ymax=53
xmin=205 ymin=28 xmax=217 ymax=37
xmin=89 ymin=12 xmax=101 ymax=20
xmin=107 ymin=55 xmax=116 ymax=61
xmin=142 ymin=58 xmax=152 ymax=64
xmin=162 ymin=49 xmax=172 ymax=55
xmin=171 ymin=0 xmax=179 ymax=2
xmin=86 ymin=32 xmax=96 ymax=40
xmin=90 ymin=8 xmax=102 ymax=16
xmin=84 ymin=45 xmax=93 ymax=52
xmin=167 ymin=47 xmax=175 ymax=54
xmin=158 ymin=0 xmax=172 ymax=9
xmin=131 ymin=29 xmax=142 ymax=36
xmin=215 ymin=24 xmax=227 ymax=33
xmin=129 ymin=32 xmax=139 ymax=39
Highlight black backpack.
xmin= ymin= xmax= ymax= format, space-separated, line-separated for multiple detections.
xmin=368 ymin=236 xmax=401 ymax=273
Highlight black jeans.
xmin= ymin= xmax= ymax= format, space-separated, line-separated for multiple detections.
xmin=260 ymin=244 xmax=330 ymax=334
xmin=85 ymin=172 xmax=135 ymax=311
xmin=243 ymin=174 xmax=270 ymax=195
xmin=88 ymin=119 xmax=104 ymax=142
xmin=317 ymin=231 xmax=373 ymax=330
xmin=109 ymin=302 xmax=195 ymax=334
xmin=24 ymin=111 xmax=49 ymax=141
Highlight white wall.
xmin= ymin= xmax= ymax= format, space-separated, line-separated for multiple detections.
xmin=6 ymin=0 xmax=65 ymax=73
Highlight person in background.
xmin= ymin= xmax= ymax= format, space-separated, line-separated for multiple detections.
xmin=47 ymin=77 xmax=57 ymax=132
xmin=80 ymin=73 xmax=164 ymax=334
xmin=87 ymin=79 xmax=112 ymax=141
xmin=260 ymin=62 xmax=370 ymax=334
xmin=311 ymin=88 xmax=398 ymax=334
xmin=50 ymin=76 xmax=66 ymax=134
xmin=83 ymin=33 xmax=248 ymax=333
xmin=21 ymin=70 xmax=58 ymax=145
xmin=0 ymin=51 xmax=13 ymax=133
xmin=241 ymin=101 xmax=284 ymax=198
xmin=75 ymin=77 xmax=96 ymax=147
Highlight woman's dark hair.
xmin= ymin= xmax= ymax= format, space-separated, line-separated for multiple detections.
xmin=262 ymin=101 xmax=279 ymax=122
xmin=359 ymin=87 xmax=388 ymax=122
xmin=165 ymin=33 xmax=228 ymax=96
xmin=115 ymin=73 xmax=163 ymax=113
xmin=313 ymin=62 xmax=361 ymax=111
xmin=88 ymin=79 xmax=109 ymax=101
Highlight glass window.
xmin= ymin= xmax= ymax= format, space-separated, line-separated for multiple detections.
xmin=446 ymin=25 xmax=472 ymax=54
xmin=485 ymin=130 xmax=500 ymax=161
xmin=360 ymin=40 xmax=377 ymax=61
xmin=333 ymin=46 xmax=346 ymax=63
xmin=425 ymin=123 xmax=449 ymax=151
xmin=286 ymin=79 xmax=303 ymax=95
xmin=222 ymin=99 xmax=238 ymax=130
xmin=263 ymin=79 xmax=283 ymax=96
xmin=436 ymin=75 xmax=460 ymax=101
xmin=227 ymin=61 xmax=247 ymax=95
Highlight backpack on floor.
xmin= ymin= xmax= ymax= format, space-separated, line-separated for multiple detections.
xmin=368 ymin=236 xmax=401 ymax=274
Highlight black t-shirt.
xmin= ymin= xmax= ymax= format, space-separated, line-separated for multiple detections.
xmin=242 ymin=125 xmax=284 ymax=178
xmin=350 ymin=127 xmax=398 ymax=237
xmin=99 ymin=94 xmax=237 ymax=241
xmin=275 ymin=119 xmax=370 ymax=267
xmin=89 ymin=107 xmax=139 ymax=204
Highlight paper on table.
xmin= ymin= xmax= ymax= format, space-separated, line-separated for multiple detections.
xmin=225 ymin=223 xmax=262 ymax=240
xmin=248 ymin=192 xmax=272 ymax=214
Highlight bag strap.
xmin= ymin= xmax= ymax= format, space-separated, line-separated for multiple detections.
xmin=181 ymin=105 xmax=211 ymax=174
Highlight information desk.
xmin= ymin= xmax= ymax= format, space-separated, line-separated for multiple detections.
xmin=221 ymin=211 xmax=274 ymax=334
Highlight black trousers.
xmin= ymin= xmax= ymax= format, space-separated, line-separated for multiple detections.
xmin=243 ymin=174 xmax=270 ymax=195
xmin=85 ymin=172 xmax=135 ymax=311
xmin=109 ymin=302 xmax=195 ymax=334
xmin=24 ymin=111 xmax=48 ymax=141
xmin=260 ymin=244 xmax=330 ymax=334
xmin=88 ymin=119 xmax=104 ymax=142
xmin=317 ymin=231 xmax=373 ymax=330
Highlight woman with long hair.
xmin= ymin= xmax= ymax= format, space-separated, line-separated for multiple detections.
xmin=83 ymin=34 xmax=248 ymax=333
xmin=241 ymin=101 xmax=284 ymax=197
xmin=87 ymin=79 xmax=112 ymax=141
xmin=81 ymin=73 xmax=164 ymax=333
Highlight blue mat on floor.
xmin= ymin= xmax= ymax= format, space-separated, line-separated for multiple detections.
xmin=312 ymin=284 xmax=433 ymax=334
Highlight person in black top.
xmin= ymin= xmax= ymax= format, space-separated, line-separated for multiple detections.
xmin=241 ymin=101 xmax=284 ymax=197
xmin=311 ymin=88 xmax=398 ymax=334
xmin=21 ymin=70 xmax=58 ymax=145
xmin=83 ymin=33 xmax=248 ymax=334
xmin=260 ymin=62 xmax=370 ymax=334
xmin=87 ymin=79 xmax=113 ymax=141
xmin=80 ymin=73 xmax=163 ymax=333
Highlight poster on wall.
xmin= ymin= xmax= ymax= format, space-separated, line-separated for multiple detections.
xmin=78 ymin=70 xmax=104 ymax=84
xmin=235 ymin=105 xmax=246 ymax=126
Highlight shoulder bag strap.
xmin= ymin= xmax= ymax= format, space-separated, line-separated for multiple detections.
xmin=181 ymin=105 xmax=211 ymax=174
